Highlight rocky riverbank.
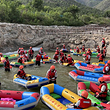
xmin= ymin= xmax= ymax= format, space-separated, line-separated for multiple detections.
xmin=0 ymin=23 xmax=110 ymax=55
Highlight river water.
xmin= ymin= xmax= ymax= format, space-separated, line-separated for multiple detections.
xmin=1 ymin=48 xmax=110 ymax=110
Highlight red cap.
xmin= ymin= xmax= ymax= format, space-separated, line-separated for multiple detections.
xmin=50 ymin=65 xmax=55 ymax=70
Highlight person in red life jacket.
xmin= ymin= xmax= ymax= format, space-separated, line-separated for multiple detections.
xmin=103 ymin=46 xmax=107 ymax=57
xmin=18 ymin=56 xmax=24 ymax=64
xmin=35 ymin=52 xmax=42 ymax=66
xmin=19 ymin=48 xmax=24 ymax=56
xmin=96 ymin=46 xmax=100 ymax=53
xmin=67 ymin=54 xmax=74 ymax=66
xmin=18 ymin=48 xmax=21 ymax=55
xmin=64 ymin=54 xmax=68 ymax=63
xmin=63 ymin=44 xmax=65 ymax=49
xmin=53 ymin=52 xmax=59 ymax=62
xmin=85 ymin=52 xmax=91 ymax=64
xmin=43 ymin=54 xmax=48 ymax=59
xmin=86 ymin=48 xmax=92 ymax=56
xmin=103 ymin=60 xmax=110 ymax=74
xmin=39 ymin=47 xmax=44 ymax=55
xmin=98 ymin=50 xmax=105 ymax=62
xmin=16 ymin=65 xmax=31 ymax=80
xmin=4 ymin=57 xmax=10 ymax=72
xmin=66 ymin=90 xmax=97 ymax=109
xmin=28 ymin=47 xmax=34 ymax=60
xmin=82 ymin=45 xmax=85 ymax=52
xmin=59 ymin=56 xmax=65 ymax=65
xmin=0 ymin=53 xmax=3 ymax=62
xmin=102 ymin=38 xmax=106 ymax=48
xmin=23 ymin=53 xmax=29 ymax=62
xmin=60 ymin=50 xmax=64 ymax=58
xmin=46 ymin=65 xmax=57 ymax=84
xmin=76 ymin=46 xmax=79 ymax=53
xmin=55 ymin=47 xmax=59 ymax=55
xmin=95 ymin=77 xmax=107 ymax=99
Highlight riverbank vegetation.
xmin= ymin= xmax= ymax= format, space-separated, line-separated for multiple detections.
xmin=0 ymin=0 xmax=110 ymax=26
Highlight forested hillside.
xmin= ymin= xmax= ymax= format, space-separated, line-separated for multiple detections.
xmin=0 ymin=0 xmax=110 ymax=26
xmin=95 ymin=0 xmax=110 ymax=11
xmin=75 ymin=0 xmax=103 ymax=7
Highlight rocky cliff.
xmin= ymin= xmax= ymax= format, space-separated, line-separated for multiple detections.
xmin=0 ymin=23 xmax=110 ymax=55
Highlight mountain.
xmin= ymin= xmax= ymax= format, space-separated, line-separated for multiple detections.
xmin=95 ymin=0 xmax=110 ymax=11
xmin=75 ymin=0 xmax=103 ymax=7
xmin=43 ymin=0 xmax=103 ymax=15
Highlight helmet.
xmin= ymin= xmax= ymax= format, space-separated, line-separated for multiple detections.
xmin=44 ymin=54 xmax=47 ymax=56
xmin=56 ymin=47 xmax=59 ymax=49
xmin=108 ymin=60 xmax=110 ymax=64
xmin=104 ymin=46 xmax=106 ymax=49
xmin=21 ymin=48 xmax=24 ymax=50
xmin=60 ymin=50 xmax=62 ymax=52
xmin=68 ymin=54 xmax=70 ymax=57
xmin=50 ymin=65 xmax=55 ymax=70
xmin=81 ymin=90 xmax=88 ymax=98
xmin=63 ymin=44 xmax=65 ymax=46
xmin=0 ymin=53 xmax=2 ymax=55
xmin=77 ymin=46 xmax=78 ymax=48
xmin=30 ymin=47 xmax=32 ymax=49
xmin=55 ymin=52 xmax=57 ymax=54
xmin=19 ymin=65 xmax=24 ymax=69
xmin=40 ymin=47 xmax=43 ymax=50
xmin=88 ymin=48 xmax=90 ymax=50
xmin=98 ymin=77 xmax=104 ymax=82
xmin=97 ymin=46 xmax=99 ymax=47
xmin=20 ymin=56 xmax=23 ymax=58
xmin=103 ymin=38 xmax=105 ymax=39
xmin=87 ymin=51 xmax=89 ymax=54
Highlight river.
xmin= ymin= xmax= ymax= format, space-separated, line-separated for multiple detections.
xmin=1 ymin=47 xmax=110 ymax=110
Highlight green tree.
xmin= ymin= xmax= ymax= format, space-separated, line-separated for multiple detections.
xmin=31 ymin=0 xmax=43 ymax=11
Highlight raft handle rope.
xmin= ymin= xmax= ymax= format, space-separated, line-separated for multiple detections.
xmin=71 ymin=96 xmax=74 ymax=99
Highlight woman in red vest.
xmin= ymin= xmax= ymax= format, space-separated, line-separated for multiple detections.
xmin=35 ymin=52 xmax=42 ymax=66
xmin=46 ymin=65 xmax=57 ymax=84
xmin=28 ymin=47 xmax=34 ymax=60
xmin=103 ymin=60 xmax=110 ymax=74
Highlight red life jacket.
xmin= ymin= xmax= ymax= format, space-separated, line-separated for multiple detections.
xmin=103 ymin=63 xmax=110 ymax=73
xmin=76 ymin=48 xmax=79 ymax=53
xmin=39 ymin=50 xmax=43 ymax=55
xmin=67 ymin=57 xmax=73 ymax=64
xmin=56 ymin=50 xmax=59 ymax=55
xmin=60 ymin=52 xmax=64 ymax=57
xmin=63 ymin=45 xmax=65 ymax=49
xmin=5 ymin=60 xmax=10 ymax=68
xmin=85 ymin=55 xmax=91 ymax=62
xmin=20 ymin=50 xmax=24 ymax=55
xmin=36 ymin=54 xmax=41 ymax=61
xmin=99 ymin=54 xmax=103 ymax=61
xmin=29 ymin=49 xmax=34 ymax=55
xmin=18 ymin=58 xmax=23 ymax=63
xmin=102 ymin=40 xmax=105 ymax=45
xmin=53 ymin=55 xmax=58 ymax=61
xmin=47 ymin=69 xmax=57 ymax=80
xmin=77 ymin=98 xmax=91 ymax=109
xmin=87 ymin=50 xmax=92 ymax=55
xmin=97 ymin=83 xmax=107 ymax=98
xmin=18 ymin=69 xmax=26 ymax=77
xmin=43 ymin=55 xmax=48 ymax=59
xmin=97 ymin=48 xmax=100 ymax=53
xmin=103 ymin=49 xmax=107 ymax=54
xmin=82 ymin=47 xmax=85 ymax=52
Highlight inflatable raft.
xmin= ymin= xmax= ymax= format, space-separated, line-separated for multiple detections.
xmin=0 ymin=57 xmax=5 ymax=67
xmin=40 ymin=83 xmax=98 ymax=110
xmin=77 ymin=81 xmax=110 ymax=110
xmin=4 ymin=54 xmax=19 ymax=60
xmin=61 ymin=60 xmax=83 ymax=67
xmin=70 ymin=49 xmax=85 ymax=56
xmin=82 ymin=52 xmax=98 ymax=58
xmin=10 ymin=59 xmax=35 ymax=67
xmin=92 ymin=60 xmax=108 ymax=66
xmin=40 ymin=56 xmax=52 ymax=63
xmin=60 ymin=49 xmax=68 ymax=52
xmin=0 ymin=90 xmax=40 ymax=110
xmin=75 ymin=62 xmax=103 ymax=73
xmin=13 ymin=74 xmax=49 ymax=89
xmin=69 ymin=70 xmax=110 ymax=84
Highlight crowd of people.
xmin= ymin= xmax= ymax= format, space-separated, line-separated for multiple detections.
xmin=1 ymin=37 xmax=110 ymax=109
